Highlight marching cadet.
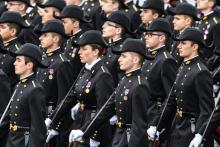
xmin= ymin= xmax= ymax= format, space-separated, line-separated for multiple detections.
xmin=0 ymin=11 xmax=29 ymax=89
xmin=55 ymin=5 xmax=89 ymax=80
xmin=142 ymin=18 xmax=178 ymax=146
xmin=69 ymin=38 xmax=151 ymax=147
xmin=102 ymin=10 xmax=132 ymax=86
xmin=147 ymin=27 xmax=215 ymax=147
xmin=45 ymin=30 xmax=114 ymax=147
xmin=138 ymin=0 xmax=165 ymax=39
xmin=167 ymin=2 xmax=200 ymax=66
xmin=6 ymin=0 xmax=39 ymax=45
xmin=39 ymin=0 xmax=66 ymax=24
xmin=36 ymin=19 xmax=74 ymax=147
xmin=6 ymin=43 xmax=47 ymax=147
xmin=0 ymin=38 xmax=11 ymax=147
xmin=196 ymin=0 xmax=220 ymax=60
xmin=93 ymin=0 xmax=124 ymax=30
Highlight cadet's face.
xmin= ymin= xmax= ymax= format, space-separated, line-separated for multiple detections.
xmin=102 ymin=21 xmax=118 ymax=38
xmin=100 ymin=0 xmax=118 ymax=13
xmin=14 ymin=56 xmax=28 ymax=76
xmin=41 ymin=7 xmax=56 ymax=23
xmin=118 ymin=52 xmax=136 ymax=72
xmin=78 ymin=45 xmax=98 ymax=64
xmin=39 ymin=33 xmax=54 ymax=49
xmin=7 ymin=1 xmax=22 ymax=12
xmin=0 ymin=23 xmax=13 ymax=41
xmin=144 ymin=32 xmax=163 ymax=49
xmin=140 ymin=9 xmax=156 ymax=24
xmin=196 ymin=0 xmax=210 ymax=10
xmin=173 ymin=15 xmax=189 ymax=31
xmin=178 ymin=40 xmax=195 ymax=58
xmin=62 ymin=18 xmax=76 ymax=35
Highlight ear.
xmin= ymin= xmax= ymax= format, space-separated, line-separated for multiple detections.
xmin=152 ymin=13 xmax=159 ymax=19
xmin=192 ymin=43 xmax=199 ymax=51
xmin=115 ymin=27 xmax=122 ymax=35
xmin=19 ymin=3 xmax=26 ymax=11
xmin=93 ymin=48 xmax=100 ymax=57
xmin=54 ymin=11 xmax=61 ymax=17
xmin=27 ymin=62 xmax=34 ymax=70
xmin=10 ymin=28 xmax=17 ymax=37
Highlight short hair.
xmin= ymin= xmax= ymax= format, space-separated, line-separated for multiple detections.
xmin=7 ymin=23 xmax=21 ymax=36
xmin=51 ymin=32 xmax=63 ymax=46
xmin=90 ymin=44 xmax=103 ymax=57
xmin=24 ymin=56 xmax=38 ymax=73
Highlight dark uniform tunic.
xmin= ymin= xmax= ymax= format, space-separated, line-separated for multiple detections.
xmin=0 ymin=69 xmax=11 ymax=147
xmin=103 ymin=38 xmax=125 ymax=86
xmin=37 ymin=48 xmax=74 ymax=108
xmin=197 ymin=11 xmax=220 ymax=60
xmin=63 ymin=30 xmax=84 ymax=80
xmin=0 ymin=38 xmax=21 ymax=89
xmin=154 ymin=56 xmax=214 ymax=147
xmin=142 ymin=46 xmax=178 ymax=126
xmin=50 ymin=60 xmax=114 ymax=147
xmin=82 ymin=69 xmax=150 ymax=147
xmin=6 ymin=74 xmax=47 ymax=147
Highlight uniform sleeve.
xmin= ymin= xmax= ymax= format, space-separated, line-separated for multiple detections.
xmin=89 ymin=73 xmax=114 ymax=141
xmin=56 ymin=62 xmax=75 ymax=104
xmin=0 ymin=71 xmax=11 ymax=129
xmin=28 ymin=87 xmax=47 ymax=147
xmin=82 ymin=92 xmax=116 ymax=138
xmin=129 ymin=84 xmax=149 ymax=147
xmin=195 ymin=70 xmax=214 ymax=133
xmin=161 ymin=58 xmax=178 ymax=96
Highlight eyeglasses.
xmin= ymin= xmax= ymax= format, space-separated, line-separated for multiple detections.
xmin=145 ymin=33 xmax=163 ymax=38
xmin=103 ymin=21 xmax=120 ymax=28
xmin=7 ymin=2 xmax=22 ymax=6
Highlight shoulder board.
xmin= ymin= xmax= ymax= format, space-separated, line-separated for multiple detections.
xmin=163 ymin=52 xmax=168 ymax=59
xmin=32 ymin=81 xmax=36 ymax=88
xmin=197 ymin=63 xmax=202 ymax=71
xmin=137 ymin=75 xmax=141 ymax=84
xmin=213 ymin=17 xmax=218 ymax=24
xmin=101 ymin=66 xmax=106 ymax=72
xmin=132 ymin=4 xmax=138 ymax=11
xmin=15 ymin=44 xmax=19 ymax=50
xmin=59 ymin=54 xmax=64 ymax=62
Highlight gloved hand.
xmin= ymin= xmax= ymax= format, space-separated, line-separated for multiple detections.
xmin=71 ymin=103 xmax=80 ymax=120
xmin=89 ymin=138 xmax=100 ymax=147
xmin=69 ymin=129 xmax=84 ymax=143
xmin=109 ymin=115 xmax=117 ymax=125
xmin=46 ymin=129 xmax=59 ymax=143
xmin=147 ymin=126 xmax=159 ymax=141
xmin=45 ymin=118 xmax=52 ymax=128
xmin=189 ymin=133 xmax=203 ymax=147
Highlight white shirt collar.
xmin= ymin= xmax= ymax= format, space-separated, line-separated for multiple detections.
xmin=85 ymin=58 xmax=101 ymax=70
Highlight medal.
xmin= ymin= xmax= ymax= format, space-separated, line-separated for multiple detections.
xmin=85 ymin=89 xmax=90 ymax=93
xmin=123 ymin=96 xmax=128 ymax=101
xmin=49 ymin=75 xmax=53 ymax=80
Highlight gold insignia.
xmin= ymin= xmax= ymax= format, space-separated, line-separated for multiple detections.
xmin=47 ymin=53 xmax=53 ymax=57
xmin=123 ymin=96 xmax=128 ymax=101
xmin=21 ymin=79 xmax=27 ymax=83
xmin=49 ymin=75 xmax=53 ymax=80
xmin=85 ymin=89 xmax=90 ymax=93
xmin=152 ymin=51 xmax=157 ymax=55
xmin=185 ymin=60 xmax=191 ymax=65
xmin=126 ymin=73 xmax=132 ymax=77
xmin=71 ymin=53 xmax=75 ymax=58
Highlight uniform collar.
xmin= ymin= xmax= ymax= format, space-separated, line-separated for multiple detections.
xmin=85 ymin=58 xmax=101 ymax=70
xmin=149 ymin=45 xmax=166 ymax=56
xmin=46 ymin=47 xmax=61 ymax=57
xmin=125 ymin=68 xmax=141 ymax=77
xmin=20 ymin=73 xmax=35 ymax=84
xmin=183 ymin=55 xmax=199 ymax=65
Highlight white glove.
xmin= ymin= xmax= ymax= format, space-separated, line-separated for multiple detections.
xmin=213 ymin=84 xmax=219 ymax=93
xmin=90 ymin=138 xmax=100 ymax=147
xmin=71 ymin=103 xmax=80 ymax=120
xmin=45 ymin=118 xmax=52 ymax=128
xmin=46 ymin=129 xmax=59 ymax=143
xmin=109 ymin=115 xmax=117 ymax=125
xmin=189 ymin=133 xmax=203 ymax=147
xmin=147 ymin=126 xmax=159 ymax=141
xmin=69 ymin=129 xmax=84 ymax=143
